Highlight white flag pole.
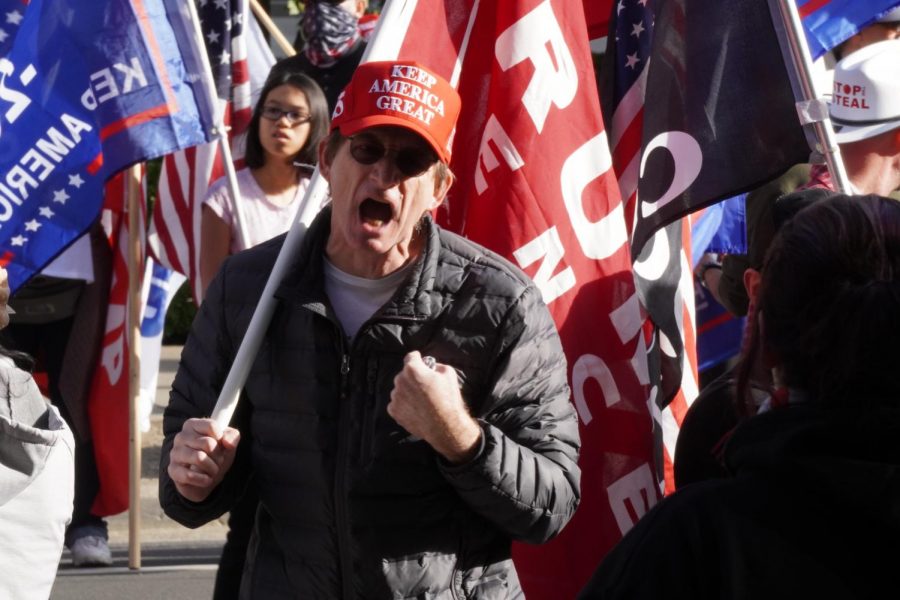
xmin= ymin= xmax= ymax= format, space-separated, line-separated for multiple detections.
xmin=769 ymin=0 xmax=852 ymax=193
xmin=211 ymin=0 xmax=421 ymax=428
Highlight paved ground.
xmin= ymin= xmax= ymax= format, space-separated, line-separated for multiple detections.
xmin=50 ymin=345 xmax=228 ymax=599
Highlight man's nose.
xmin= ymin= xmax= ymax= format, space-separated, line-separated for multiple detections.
xmin=368 ymin=152 xmax=403 ymax=186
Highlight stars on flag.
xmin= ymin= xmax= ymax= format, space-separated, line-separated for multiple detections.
xmin=615 ymin=0 xmax=654 ymax=94
xmin=632 ymin=21 xmax=645 ymax=38
xmin=5 ymin=9 xmax=22 ymax=25
xmin=9 ymin=168 xmax=88 ymax=251
xmin=0 ymin=7 xmax=23 ymax=51
xmin=198 ymin=0 xmax=243 ymax=100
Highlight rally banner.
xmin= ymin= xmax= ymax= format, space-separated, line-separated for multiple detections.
xmin=0 ymin=0 xmax=216 ymax=292
xmin=88 ymin=172 xmax=137 ymax=517
xmin=389 ymin=2 xmax=652 ymax=596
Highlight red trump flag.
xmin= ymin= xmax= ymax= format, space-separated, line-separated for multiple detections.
xmin=387 ymin=1 xmax=656 ymax=595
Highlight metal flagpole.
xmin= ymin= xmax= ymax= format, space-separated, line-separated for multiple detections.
xmin=211 ymin=0 xmax=421 ymax=428
xmin=770 ymin=0 xmax=852 ymax=193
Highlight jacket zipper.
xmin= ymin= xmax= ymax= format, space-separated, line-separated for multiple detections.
xmin=335 ymin=346 xmax=354 ymax=598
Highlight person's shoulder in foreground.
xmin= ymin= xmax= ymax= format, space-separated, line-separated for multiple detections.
xmin=580 ymin=193 xmax=900 ymax=600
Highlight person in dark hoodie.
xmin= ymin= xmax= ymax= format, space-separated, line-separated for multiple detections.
xmin=580 ymin=192 xmax=900 ymax=599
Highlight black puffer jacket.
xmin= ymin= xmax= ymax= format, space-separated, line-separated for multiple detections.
xmin=160 ymin=208 xmax=581 ymax=599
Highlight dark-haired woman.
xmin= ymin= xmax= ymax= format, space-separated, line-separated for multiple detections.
xmin=199 ymin=70 xmax=330 ymax=298
xmin=580 ymin=193 xmax=900 ymax=599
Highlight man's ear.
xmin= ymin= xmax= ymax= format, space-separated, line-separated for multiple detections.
xmin=431 ymin=170 xmax=453 ymax=209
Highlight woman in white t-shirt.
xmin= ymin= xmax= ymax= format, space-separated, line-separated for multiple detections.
xmin=200 ymin=69 xmax=330 ymax=297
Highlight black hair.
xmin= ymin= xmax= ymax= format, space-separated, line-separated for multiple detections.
xmin=737 ymin=194 xmax=900 ymax=411
xmin=244 ymin=69 xmax=330 ymax=169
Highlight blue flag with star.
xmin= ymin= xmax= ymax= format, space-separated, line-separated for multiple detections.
xmin=0 ymin=0 xmax=217 ymax=292
xmin=799 ymin=0 xmax=900 ymax=59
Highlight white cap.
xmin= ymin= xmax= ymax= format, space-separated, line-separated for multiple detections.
xmin=876 ymin=7 xmax=900 ymax=23
xmin=830 ymin=39 xmax=900 ymax=143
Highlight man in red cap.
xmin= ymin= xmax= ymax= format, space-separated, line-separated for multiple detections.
xmin=160 ymin=61 xmax=581 ymax=599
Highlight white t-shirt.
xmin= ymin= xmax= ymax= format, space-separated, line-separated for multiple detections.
xmin=323 ymin=258 xmax=415 ymax=339
xmin=203 ymin=168 xmax=310 ymax=253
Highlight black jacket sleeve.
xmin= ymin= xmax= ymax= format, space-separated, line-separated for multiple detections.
xmin=439 ymin=285 xmax=581 ymax=544
xmin=158 ymin=259 xmax=253 ymax=528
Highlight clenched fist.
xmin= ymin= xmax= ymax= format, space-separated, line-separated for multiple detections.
xmin=388 ymin=351 xmax=482 ymax=464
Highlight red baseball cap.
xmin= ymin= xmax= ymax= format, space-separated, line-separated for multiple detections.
xmin=330 ymin=60 xmax=461 ymax=163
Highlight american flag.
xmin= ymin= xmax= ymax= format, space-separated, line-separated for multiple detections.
xmin=604 ymin=0 xmax=698 ymax=491
xmin=149 ymin=0 xmax=273 ymax=299
xmin=201 ymin=0 xmax=252 ymax=133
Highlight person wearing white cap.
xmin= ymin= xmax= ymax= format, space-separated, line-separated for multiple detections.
xmin=828 ymin=39 xmax=900 ymax=196
xmin=834 ymin=6 xmax=900 ymax=60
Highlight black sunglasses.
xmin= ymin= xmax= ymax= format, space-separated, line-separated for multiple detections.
xmin=261 ymin=106 xmax=312 ymax=125
xmin=347 ymin=135 xmax=437 ymax=177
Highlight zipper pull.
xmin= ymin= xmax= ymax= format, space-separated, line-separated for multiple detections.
xmin=341 ymin=354 xmax=350 ymax=375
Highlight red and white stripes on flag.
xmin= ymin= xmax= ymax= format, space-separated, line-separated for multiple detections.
xmin=149 ymin=0 xmax=274 ymax=300
xmin=382 ymin=1 xmax=653 ymax=596
xmin=603 ymin=0 xmax=698 ymax=493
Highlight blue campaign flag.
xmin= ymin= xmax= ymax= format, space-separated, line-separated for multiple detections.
xmin=690 ymin=194 xmax=748 ymax=267
xmin=799 ymin=0 xmax=900 ymax=58
xmin=0 ymin=0 xmax=217 ymax=292
xmin=694 ymin=283 xmax=746 ymax=372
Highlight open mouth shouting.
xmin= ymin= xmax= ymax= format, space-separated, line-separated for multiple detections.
xmin=359 ymin=197 xmax=394 ymax=228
